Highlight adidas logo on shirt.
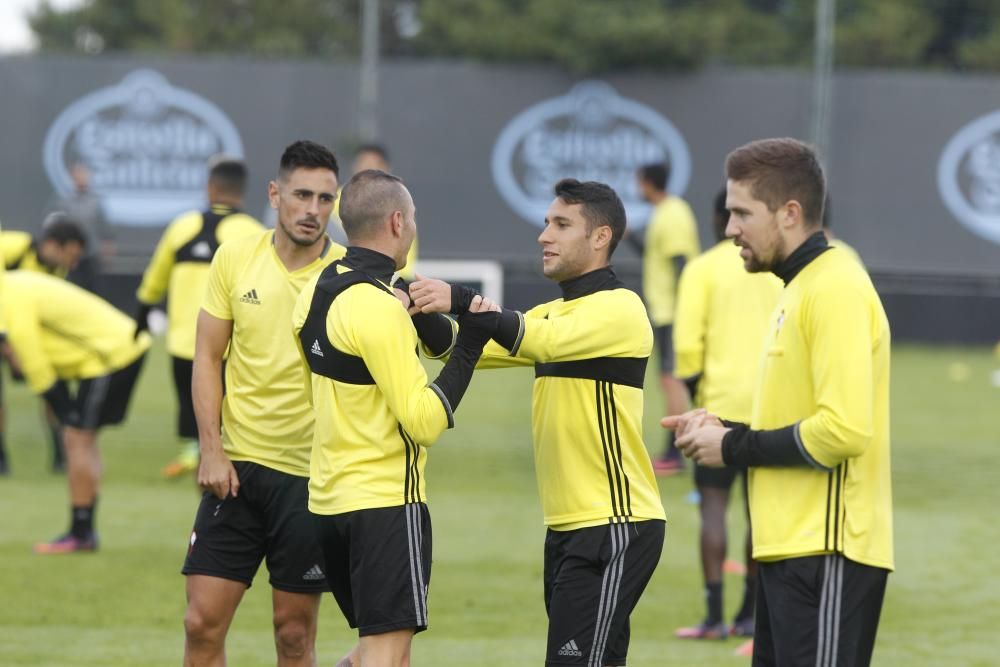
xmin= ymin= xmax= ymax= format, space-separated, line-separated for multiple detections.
xmin=557 ymin=639 xmax=583 ymax=657
xmin=239 ymin=289 xmax=261 ymax=305
xmin=310 ymin=340 xmax=324 ymax=357
xmin=302 ymin=564 xmax=325 ymax=581
xmin=191 ymin=241 xmax=212 ymax=259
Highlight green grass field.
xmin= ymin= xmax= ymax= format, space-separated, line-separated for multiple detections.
xmin=1 ymin=342 xmax=997 ymax=666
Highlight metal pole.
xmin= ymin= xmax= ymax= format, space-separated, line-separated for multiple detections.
xmin=359 ymin=0 xmax=380 ymax=141
xmin=810 ymin=0 xmax=836 ymax=158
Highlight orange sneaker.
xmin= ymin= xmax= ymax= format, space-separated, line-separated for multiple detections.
xmin=674 ymin=621 xmax=727 ymax=640
xmin=652 ymin=457 xmax=685 ymax=477
xmin=723 ymin=559 xmax=747 ymax=575
xmin=734 ymin=639 xmax=754 ymax=657
xmin=34 ymin=533 xmax=98 ymax=554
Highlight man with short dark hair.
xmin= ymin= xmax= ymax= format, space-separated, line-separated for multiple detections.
xmin=410 ymin=178 xmax=666 ymax=667
xmin=667 ymin=138 xmax=893 ymax=666
xmin=294 ymin=168 xmax=498 ymax=667
xmin=135 ymin=156 xmax=262 ymax=478
xmin=636 ymin=162 xmax=700 ymax=475
xmin=181 ymin=140 xmax=345 ymax=666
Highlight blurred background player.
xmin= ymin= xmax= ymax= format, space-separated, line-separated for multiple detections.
xmin=0 ymin=215 xmax=87 ymax=474
xmin=134 ymin=156 xmax=262 ymax=479
xmin=331 ymin=143 xmax=418 ymax=279
xmin=670 ymin=189 xmax=782 ymax=648
xmin=4 ymin=271 xmax=150 ymax=552
xmin=45 ymin=162 xmax=116 ymax=295
xmin=636 ymin=162 xmax=700 ymax=475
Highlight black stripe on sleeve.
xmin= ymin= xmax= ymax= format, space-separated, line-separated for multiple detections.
xmin=606 ymin=382 xmax=632 ymax=517
xmin=595 ymin=381 xmax=622 ymax=518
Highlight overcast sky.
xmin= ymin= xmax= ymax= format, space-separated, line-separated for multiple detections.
xmin=0 ymin=0 xmax=83 ymax=53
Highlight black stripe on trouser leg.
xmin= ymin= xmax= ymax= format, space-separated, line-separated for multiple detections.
xmin=605 ymin=382 xmax=632 ymax=517
xmin=587 ymin=522 xmax=631 ymax=667
xmin=815 ymin=554 xmax=845 ymax=667
xmin=405 ymin=504 xmax=428 ymax=627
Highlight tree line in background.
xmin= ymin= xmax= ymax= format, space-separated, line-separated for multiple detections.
xmin=28 ymin=0 xmax=1000 ymax=73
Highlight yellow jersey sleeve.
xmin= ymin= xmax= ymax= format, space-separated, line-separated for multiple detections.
xmin=5 ymin=287 xmax=54 ymax=391
xmin=672 ymin=254 xmax=711 ymax=379
xmin=202 ymin=240 xmax=235 ymax=321
xmin=1 ymin=231 xmax=32 ymax=269
xmin=349 ymin=288 xmax=450 ymax=446
xmin=136 ymin=213 xmax=195 ymax=305
xmin=516 ymin=293 xmax=649 ymax=362
xmin=797 ymin=273 xmax=883 ymax=469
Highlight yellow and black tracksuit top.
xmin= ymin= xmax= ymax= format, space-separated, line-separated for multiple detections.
xmin=1 ymin=230 xmax=66 ymax=277
xmin=728 ymin=234 xmax=893 ymax=571
xmin=293 ymin=247 xmax=457 ymax=515
xmin=642 ymin=196 xmax=700 ymax=326
xmin=202 ymin=230 xmax=344 ymax=477
xmin=137 ymin=205 xmax=262 ymax=360
xmin=673 ymin=241 xmax=783 ymax=423
xmin=480 ymin=267 xmax=666 ymax=530
xmin=3 ymin=271 xmax=151 ymax=393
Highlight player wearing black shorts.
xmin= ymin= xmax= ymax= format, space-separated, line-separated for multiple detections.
xmin=2 ymin=271 xmax=149 ymax=552
xmin=182 ymin=141 xmax=344 ymax=666
xmin=670 ymin=139 xmax=893 ymax=665
xmin=134 ymin=157 xmax=261 ymax=478
xmin=294 ymin=169 xmax=498 ymax=666
xmin=671 ymin=190 xmax=782 ymax=644
xmin=410 ymin=179 xmax=666 ymax=666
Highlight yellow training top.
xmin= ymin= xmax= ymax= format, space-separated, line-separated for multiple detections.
xmin=293 ymin=248 xmax=452 ymax=515
xmin=137 ymin=205 xmax=262 ymax=359
xmin=202 ymin=230 xmax=344 ymax=477
xmin=4 ymin=271 xmax=151 ymax=393
xmin=673 ymin=241 xmax=783 ymax=423
xmin=749 ymin=247 xmax=893 ymax=570
xmin=642 ymin=196 xmax=700 ymax=326
xmin=480 ymin=268 xmax=666 ymax=530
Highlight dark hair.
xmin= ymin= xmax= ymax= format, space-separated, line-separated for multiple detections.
xmin=41 ymin=213 xmax=87 ymax=248
xmin=725 ymin=138 xmax=826 ymax=227
xmin=638 ymin=162 xmax=669 ymax=192
xmin=712 ymin=187 xmax=729 ymax=243
xmin=822 ymin=194 xmax=832 ymax=229
xmin=279 ymin=140 xmax=339 ymax=180
xmin=208 ymin=157 xmax=248 ymax=196
xmin=339 ymin=169 xmax=409 ymax=241
xmin=354 ymin=143 xmax=390 ymax=163
xmin=553 ymin=178 xmax=627 ymax=257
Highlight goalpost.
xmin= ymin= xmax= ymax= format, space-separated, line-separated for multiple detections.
xmin=412 ymin=260 xmax=504 ymax=304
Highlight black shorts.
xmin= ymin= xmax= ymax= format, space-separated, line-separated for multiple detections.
xmin=69 ymin=354 xmax=146 ymax=430
xmin=313 ymin=503 xmax=432 ymax=637
xmin=543 ymin=520 xmax=665 ymax=666
xmin=182 ymin=460 xmax=327 ymax=594
xmin=694 ymin=462 xmax=747 ymax=490
xmin=652 ymin=325 xmax=674 ymax=374
xmin=753 ymin=554 xmax=889 ymax=667
xmin=171 ymin=356 xmax=198 ymax=439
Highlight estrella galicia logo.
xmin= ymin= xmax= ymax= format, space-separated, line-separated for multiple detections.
xmin=938 ymin=109 xmax=1000 ymax=245
xmin=43 ymin=69 xmax=244 ymax=227
xmin=491 ymin=81 xmax=691 ymax=229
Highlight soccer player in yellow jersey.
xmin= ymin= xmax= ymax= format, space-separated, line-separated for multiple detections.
xmin=671 ymin=190 xmax=783 ymax=644
xmin=410 ymin=179 xmax=666 ymax=667
xmin=294 ymin=169 xmax=498 ymax=667
xmin=3 ymin=271 xmax=150 ymax=552
xmin=0 ymin=216 xmax=87 ymax=474
xmin=134 ymin=157 xmax=262 ymax=478
xmin=181 ymin=141 xmax=345 ymax=667
xmin=667 ymin=138 xmax=893 ymax=666
xmin=636 ymin=163 xmax=700 ymax=475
